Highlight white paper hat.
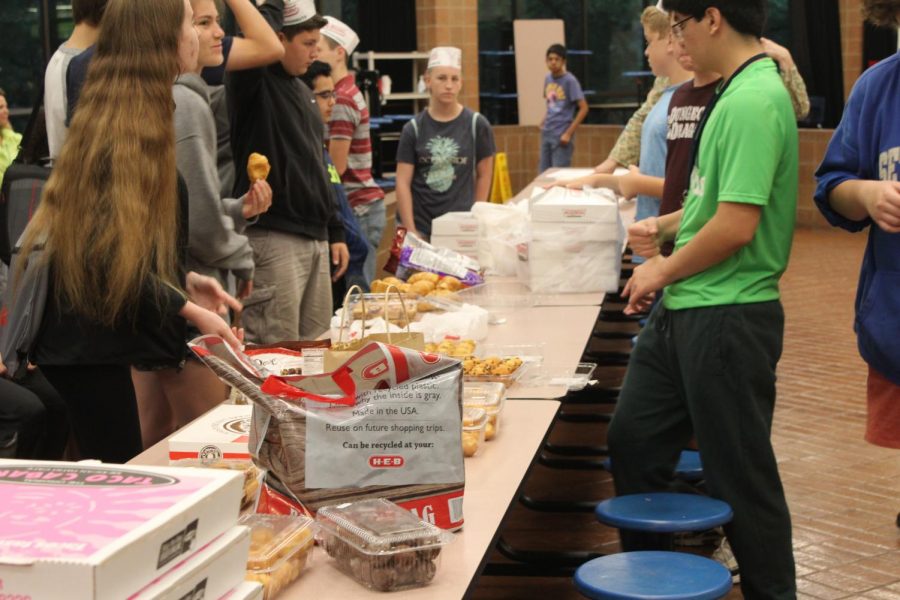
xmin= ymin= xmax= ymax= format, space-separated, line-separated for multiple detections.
xmin=428 ymin=47 xmax=462 ymax=70
xmin=321 ymin=16 xmax=360 ymax=55
xmin=283 ymin=0 xmax=317 ymax=27
xmin=655 ymin=0 xmax=668 ymax=14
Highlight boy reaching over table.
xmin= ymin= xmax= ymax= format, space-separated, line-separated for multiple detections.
xmin=607 ymin=1 xmax=798 ymax=598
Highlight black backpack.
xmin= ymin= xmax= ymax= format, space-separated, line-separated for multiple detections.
xmin=0 ymin=83 xmax=51 ymax=266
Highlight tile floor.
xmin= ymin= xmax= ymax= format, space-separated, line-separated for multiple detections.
xmin=763 ymin=228 xmax=900 ymax=600
xmin=474 ymin=227 xmax=900 ymax=599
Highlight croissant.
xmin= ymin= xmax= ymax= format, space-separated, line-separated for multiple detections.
xmin=247 ymin=152 xmax=271 ymax=182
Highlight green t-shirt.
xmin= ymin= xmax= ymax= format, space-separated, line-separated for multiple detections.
xmin=664 ymin=59 xmax=798 ymax=310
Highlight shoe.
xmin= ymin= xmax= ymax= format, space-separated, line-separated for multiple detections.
xmin=673 ymin=527 xmax=724 ymax=547
xmin=712 ymin=537 xmax=740 ymax=577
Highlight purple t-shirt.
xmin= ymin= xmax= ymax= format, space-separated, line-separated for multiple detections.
xmin=542 ymin=71 xmax=584 ymax=138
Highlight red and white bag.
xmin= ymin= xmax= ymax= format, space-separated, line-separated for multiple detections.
xmin=190 ymin=337 xmax=466 ymax=530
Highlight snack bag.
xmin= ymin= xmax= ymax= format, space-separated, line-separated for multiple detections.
xmin=189 ymin=336 xmax=466 ymax=530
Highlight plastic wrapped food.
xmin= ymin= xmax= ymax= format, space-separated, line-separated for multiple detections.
xmin=316 ymin=499 xmax=453 ymax=592
xmin=462 ymin=356 xmax=526 ymax=388
xmin=241 ymin=514 xmax=316 ymax=599
xmin=463 ymin=382 xmax=506 ymax=441
xmin=461 ymin=407 xmax=487 ymax=457
xmin=424 ymin=338 xmax=477 ymax=358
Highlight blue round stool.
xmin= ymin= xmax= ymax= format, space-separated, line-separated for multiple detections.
xmin=575 ymin=551 xmax=733 ymax=600
xmin=595 ymin=493 xmax=732 ymax=533
xmin=603 ymin=451 xmax=704 ymax=482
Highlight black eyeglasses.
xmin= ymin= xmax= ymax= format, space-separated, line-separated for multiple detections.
xmin=671 ymin=14 xmax=695 ymax=39
xmin=313 ymin=90 xmax=337 ymax=101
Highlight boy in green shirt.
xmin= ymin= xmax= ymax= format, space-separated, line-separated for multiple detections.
xmin=607 ymin=2 xmax=798 ymax=598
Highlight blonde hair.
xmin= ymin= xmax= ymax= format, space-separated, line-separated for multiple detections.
xmin=20 ymin=0 xmax=185 ymax=327
xmin=641 ymin=6 xmax=671 ymax=39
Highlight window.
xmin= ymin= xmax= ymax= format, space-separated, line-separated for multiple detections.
xmin=0 ymin=0 xmax=74 ymax=130
xmin=478 ymin=0 xmax=794 ymax=125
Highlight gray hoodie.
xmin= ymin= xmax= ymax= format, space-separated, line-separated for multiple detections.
xmin=174 ymin=73 xmax=254 ymax=284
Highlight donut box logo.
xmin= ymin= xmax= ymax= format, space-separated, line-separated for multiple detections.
xmin=220 ymin=416 xmax=250 ymax=435
xmin=0 ymin=464 xmax=177 ymax=488
xmin=198 ymin=445 xmax=224 ymax=464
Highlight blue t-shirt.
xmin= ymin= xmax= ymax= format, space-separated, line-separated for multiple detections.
xmin=814 ymin=51 xmax=900 ymax=384
xmin=634 ymin=84 xmax=678 ymax=221
xmin=542 ymin=71 xmax=584 ymax=138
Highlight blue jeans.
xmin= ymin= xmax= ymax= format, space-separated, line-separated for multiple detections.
xmin=631 ymin=196 xmax=662 ymax=265
xmin=347 ymin=199 xmax=386 ymax=291
xmin=539 ymin=130 xmax=575 ymax=173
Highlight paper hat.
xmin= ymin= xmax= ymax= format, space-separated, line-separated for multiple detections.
xmin=283 ymin=0 xmax=317 ymax=27
xmin=428 ymin=47 xmax=462 ymax=70
xmin=655 ymin=0 xmax=668 ymax=14
xmin=321 ymin=16 xmax=360 ymax=55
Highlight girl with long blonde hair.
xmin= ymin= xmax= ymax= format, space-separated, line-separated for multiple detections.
xmin=21 ymin=0 xmax=240 ymax=463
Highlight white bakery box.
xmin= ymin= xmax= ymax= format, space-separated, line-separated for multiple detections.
xmin=132 ymin=526 xmax=251 ymax=600
xmin=519 ymin=187 xmax=624 ymax=293
xmin=0 ymin=459 xmax=244 ymax=600
xmin=168 ymin=404 xmax=253 ymax=463
xmin=219 ymin=581 xmax=264 ymax=600
xmin=430 ymin=212 xmax=481 ymax=260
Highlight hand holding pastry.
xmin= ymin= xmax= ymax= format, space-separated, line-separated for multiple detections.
xmin=242 ymin=179 xmax=273 ymax=219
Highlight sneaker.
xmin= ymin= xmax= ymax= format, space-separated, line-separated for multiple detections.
xmin=673 ymin=527 xmax=724 ymax=547
xmin=712 ymin=538 xmax=740 ymax=576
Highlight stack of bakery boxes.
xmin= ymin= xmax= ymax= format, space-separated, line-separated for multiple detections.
xmin=0 ymin=456 xmax=263 ymax=599
xmin=429 ymin=212 xmax=481 ymax=260
xmin=519 ymin=186 xmax=624 ymax=293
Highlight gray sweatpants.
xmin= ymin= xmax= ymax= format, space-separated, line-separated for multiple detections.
xmin=243 ymin=228 xmax=333 ymax=344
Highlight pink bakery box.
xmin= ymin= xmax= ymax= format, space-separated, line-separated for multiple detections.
xmin=168 ymin=404 xmax=253 ymax=463
xmin=218 ymin=581 xmax=264 ymax=600
xmin=0 ymin=459 xmax=243 ymax=600
xmin=130 ymin=526 xmax=250 ymax=600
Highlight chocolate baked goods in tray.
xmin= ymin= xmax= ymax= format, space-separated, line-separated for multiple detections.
xmin=316 ymin=498 xmax=454 ymax=592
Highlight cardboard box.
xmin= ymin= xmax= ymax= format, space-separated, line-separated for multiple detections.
xmin=430 ymin=211 xmax=481 ymax=237
xmin=530 ymin=187 xmax=619 ymax=223
xmin=429 ymin=235 xmax=480 ymax=259
xmin=0 ymin=460 xmax=243 ymax=600
xmin=168 ymin=404 xmax=253 ymax=463
xmin=132 ymin=526 xmax=251 ymax=600
xmin=218 ymin=582 xmax=264 ymax=600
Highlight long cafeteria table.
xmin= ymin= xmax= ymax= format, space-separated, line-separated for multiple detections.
xmin=130 ymin=399 xmax=561 ymax=599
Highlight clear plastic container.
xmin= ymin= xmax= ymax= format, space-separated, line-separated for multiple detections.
xmin=345 ymin=292 xmax=419 ymax=327
xmin=548 ymin=362 xmax=598 ymax=391
xmin=454 ymin=281 xmax=534 ymax=309
xmin=241 ymin=514 xmax=316 ymax=600
xmin=462 ymin=407 xmax=487 ymax=457
xmin=316 ymin=499 xmax=454 ymax=592
xmin=462 ymin=355 xmax=528 ymax=389
xmin=463 ymin=382 xmax=506 ymax=441
xmin=424 ymin=338 xmax=477 ymax=358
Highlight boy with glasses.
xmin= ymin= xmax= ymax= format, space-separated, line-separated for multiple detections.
xmin=607 ymin=2 xmax=798 ymax=598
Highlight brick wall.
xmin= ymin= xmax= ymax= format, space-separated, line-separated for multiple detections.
xmin=839 ymin=0 xmax=864 ymax=101
xmin=414 ymin=0 xmax=480 ymax=110
xmin=493 ymin=125 xmax=833 ymax=228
